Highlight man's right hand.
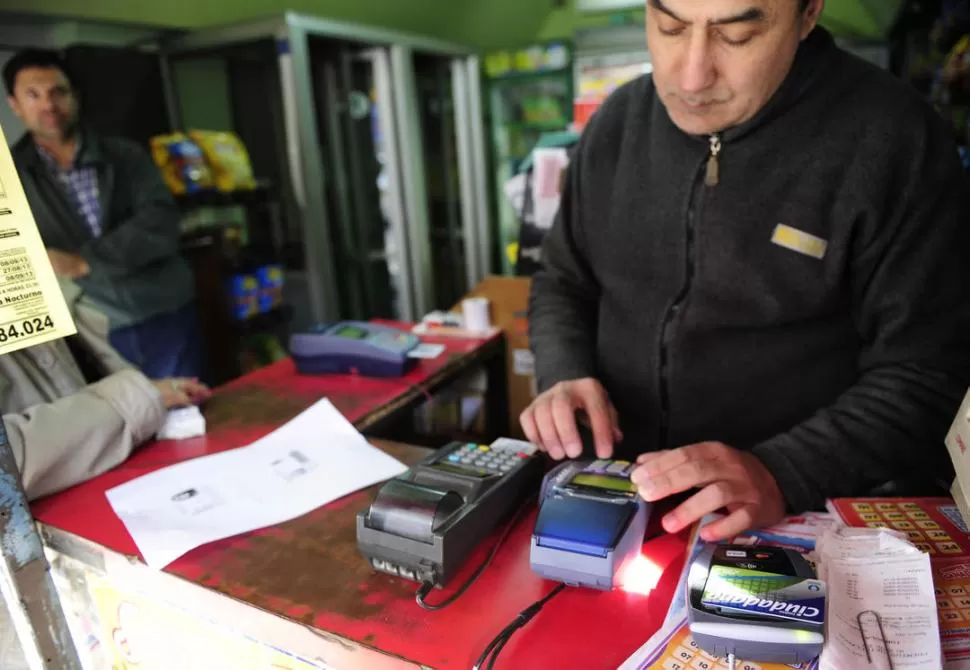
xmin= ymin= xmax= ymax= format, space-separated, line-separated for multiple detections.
xmin=519 ymin=378 xmax=622 ymax=460
xmin=47 ymin=249 xmax=90 ymax=279
xmin=152 ymin=378 xmax=211 ymax=409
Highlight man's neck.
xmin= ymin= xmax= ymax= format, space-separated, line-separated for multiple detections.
xmin=34 ymin=131 xmax=79 ymax=170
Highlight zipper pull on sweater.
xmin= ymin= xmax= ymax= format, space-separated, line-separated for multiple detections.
xmin=705 ymin=134 xmax=722 ymax=186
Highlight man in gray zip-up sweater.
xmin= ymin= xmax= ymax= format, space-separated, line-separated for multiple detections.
xmin=5 ymin=49 xmax=199 ymax=379
xmin=523 ymin=0 xmax=970 ymax=541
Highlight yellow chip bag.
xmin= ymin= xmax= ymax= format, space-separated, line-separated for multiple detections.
xmin=150 ymin=132 xmax=214 ymax=195
xmin=189 ymin=130 xmax=257 ymax=192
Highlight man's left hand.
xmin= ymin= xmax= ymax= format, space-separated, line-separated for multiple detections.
xmin=630 ymin=442 xmax=786 ymax=542
xmin=47 ymin=250 xmax=90 ymax=279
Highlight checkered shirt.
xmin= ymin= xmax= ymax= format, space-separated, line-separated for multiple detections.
xmin=36 ymin=144 xmax=102 ymax=238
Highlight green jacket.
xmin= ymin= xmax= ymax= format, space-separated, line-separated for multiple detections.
xmin=11 ymin=129 xmax=194 ymax=328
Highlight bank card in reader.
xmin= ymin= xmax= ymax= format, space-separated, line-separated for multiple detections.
xmin=687 ymin=544 xmax=825 ymax=666
xmin=530 ymin=459 xmax=650 ymax=590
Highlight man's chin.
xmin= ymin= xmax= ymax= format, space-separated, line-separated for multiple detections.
xmin=33 ymin=123 xmax=76 ymax=142
xmin=667 ymin=109 xmax=731 ymax=137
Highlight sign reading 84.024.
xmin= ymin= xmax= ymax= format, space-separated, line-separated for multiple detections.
xmin=0 ymin=121 xmax=76 ymax=354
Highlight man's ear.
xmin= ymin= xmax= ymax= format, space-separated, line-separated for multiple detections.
xmin=801 ymin=0 xmax=825 ymax=39
xmin=7 ymin=95 xmax=21 ymax=118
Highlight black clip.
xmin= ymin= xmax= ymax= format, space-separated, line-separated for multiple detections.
xmin=858 ymin=609 xmax=893 ymax=670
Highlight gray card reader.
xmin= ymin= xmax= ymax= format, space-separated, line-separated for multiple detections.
xmin=530 ymin=459 xmax=650 ymax=590
xmin=687 ymin=544 xmax=825 ymax=666
xmin=356 ymin=438 xmax=542 ymax=587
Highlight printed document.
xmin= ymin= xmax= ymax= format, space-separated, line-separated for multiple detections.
xmin=106 ymin=399 xmax=409 ymax=568
xmin=0 ymin=123 xmax=76 ymax=354
xmin=816 ymin=526 xmax=942 ymax=669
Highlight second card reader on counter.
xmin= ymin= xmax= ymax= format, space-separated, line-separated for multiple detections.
xmin=530 ymin=459 xmax=650 ymax=590
xmin=290 ymin=321 xmax=420 ymax=377
xmin=687 ymin=544 xmax=825 ymax=666
xmin=357 ymin=439 xmax=542 ymax=587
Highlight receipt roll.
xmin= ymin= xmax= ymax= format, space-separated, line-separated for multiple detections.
xmin=366 ymin=480 xmax=463 ymax=544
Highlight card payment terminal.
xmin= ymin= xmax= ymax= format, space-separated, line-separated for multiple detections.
xmin=357 ymin=439 xmax=543 ymax=587
xmin=530 ymin=459 xmax=650 ymax=590
xmin=687 ymin=544 xmax=825 ymax=666
xmin=289 ymin=321 xmax=420 ymax=377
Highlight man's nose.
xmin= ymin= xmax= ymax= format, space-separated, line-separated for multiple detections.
xmin=39 ymin=95 xmax=58 ymax=112
xmin=679 ymin=32 xmax=717 ymax=94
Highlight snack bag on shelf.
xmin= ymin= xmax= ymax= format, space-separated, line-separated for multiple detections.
xmin=255 ymin=264 xmax=284 ymax=313
xmin=227 ymin=273 xmax=259 ymax=321
xmin=150 ymin=133 xmax=214 ymax=195
xmin=189 ymin=130 xmax=257 ymax=192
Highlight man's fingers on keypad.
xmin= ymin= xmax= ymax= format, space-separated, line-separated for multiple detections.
xmin=534 ymin=401 xmax=566 ymax=461
xmin=662 ymin=482 xmax=740 ymax=534
xmin=551 ymin=392 xmax=583 ymax=459
xmin=519 ymin=407 xmax=542 ymax=452
xmin=635 ymin=457 xmax=727 ymax=502
xmin=700 ymin=505 xmax=758 ymax=542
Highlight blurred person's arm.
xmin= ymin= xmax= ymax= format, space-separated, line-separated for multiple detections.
xmin=78 ymin=139 xmax=183 ymax=277
xmin=3 ymin=369 xmax=165 ymax=500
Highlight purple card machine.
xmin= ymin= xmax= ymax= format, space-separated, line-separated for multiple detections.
xmin=290 ymin=321 xmax=420 ymax=378
xmin=530 ymin=459 xmax=649 ymax=591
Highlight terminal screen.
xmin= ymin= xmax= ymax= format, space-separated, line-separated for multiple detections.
xmin=333 ymin=325 xmax=368 ymax=339
xmin=430 ymin=462 xmax=491 ymax=478
xmin=569 ymin=473 xmax=635 ymax=494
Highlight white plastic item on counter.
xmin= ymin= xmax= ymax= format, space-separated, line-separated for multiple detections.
xmin=461 ymin=297 xmax=491 ymax=333
xmin=157 ymin=405 xmax=207 ymax=440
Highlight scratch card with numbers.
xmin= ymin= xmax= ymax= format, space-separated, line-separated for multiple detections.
xmin=0 ymin=123 xmax=76 ymax=354
xmin=618 ymin=615 xmax=818 ymax=670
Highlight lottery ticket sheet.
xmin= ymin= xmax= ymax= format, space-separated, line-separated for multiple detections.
xmin=618 ymin=614 xmax=818 ymax=670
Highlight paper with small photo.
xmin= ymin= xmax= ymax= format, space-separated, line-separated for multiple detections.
xmin=106 ymin=399 xmax=409 ymax=568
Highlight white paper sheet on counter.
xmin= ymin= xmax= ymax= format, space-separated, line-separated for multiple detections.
xmin=106 ymin=399 xmax=408 ymax=568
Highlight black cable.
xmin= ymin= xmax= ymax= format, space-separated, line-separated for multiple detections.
xmin=485 ymin=634 xmax=511 ymax=670
xmin=473 ymin=583 xmax=567 ymax=670
xmin=415 ymin=494 xmax=537 ymax=611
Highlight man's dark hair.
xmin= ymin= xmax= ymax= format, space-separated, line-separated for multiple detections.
xmin=800 ymin=0 xmax=812 ymax=11
xmin=2 ymin=48 xmax=74 ymax=96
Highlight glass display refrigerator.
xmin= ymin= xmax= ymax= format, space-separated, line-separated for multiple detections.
xmin=164 ymin=14 xmax=492 ymax=326
xmin=483 ymin=41 xmax=574 ymax=275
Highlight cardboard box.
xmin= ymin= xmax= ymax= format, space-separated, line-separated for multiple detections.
xmin=952 ymin=479 xmax=970 ymax=529
xmin=946 ymin=387 xmax=970 ymax=525
xmin=458 ymin=276 xmax=535 ymax=438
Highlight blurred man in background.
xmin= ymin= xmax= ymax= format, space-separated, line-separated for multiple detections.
xmin=4 ymin=48 xmax=200 ymax=379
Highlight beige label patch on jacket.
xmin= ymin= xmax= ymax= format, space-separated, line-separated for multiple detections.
xmin=772 ymin=224 xmax=828 ymax=260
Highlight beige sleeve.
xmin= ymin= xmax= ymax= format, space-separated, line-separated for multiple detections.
xmin=4 ymin=369 xmax=165 ymax=500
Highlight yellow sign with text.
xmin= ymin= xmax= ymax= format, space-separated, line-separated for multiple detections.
xmin=0 ymin=123 xmax=76 ymax=354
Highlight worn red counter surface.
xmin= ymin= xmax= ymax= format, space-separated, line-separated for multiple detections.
xmin=31 ymin=326 xmax=689 ymax=669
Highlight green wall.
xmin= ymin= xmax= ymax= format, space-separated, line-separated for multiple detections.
xmin=0 ymin=0 xmax=558 ymax=49
xmin=0 ymin=0 xmax=907 ymax=47
xmin=171 ymin=58 xmax=235 ymax=131
xmin=448 ymin=1 xmax=555 ymax=50
xmin=538 ymin=0 xmax=905 ymax=43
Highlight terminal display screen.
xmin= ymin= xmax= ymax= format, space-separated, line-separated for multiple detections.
xmin=333 ymin=325 xmax=368 ymax=339
xmin=569 ymin=473 xmax=635 ymax=494
xmin=430 ymin=462 xmax=491 ymax=478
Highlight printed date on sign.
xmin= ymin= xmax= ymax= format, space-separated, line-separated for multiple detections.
xmin=0 ymin=315 xmax=55 ymax=343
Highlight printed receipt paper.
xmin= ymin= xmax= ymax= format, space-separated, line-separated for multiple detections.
xmin=0 ymin=123 xmax=75 ymax=354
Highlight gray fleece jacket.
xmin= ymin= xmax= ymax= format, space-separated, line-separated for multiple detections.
xmin=529 ymin=28 xmax=970 ymax=512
